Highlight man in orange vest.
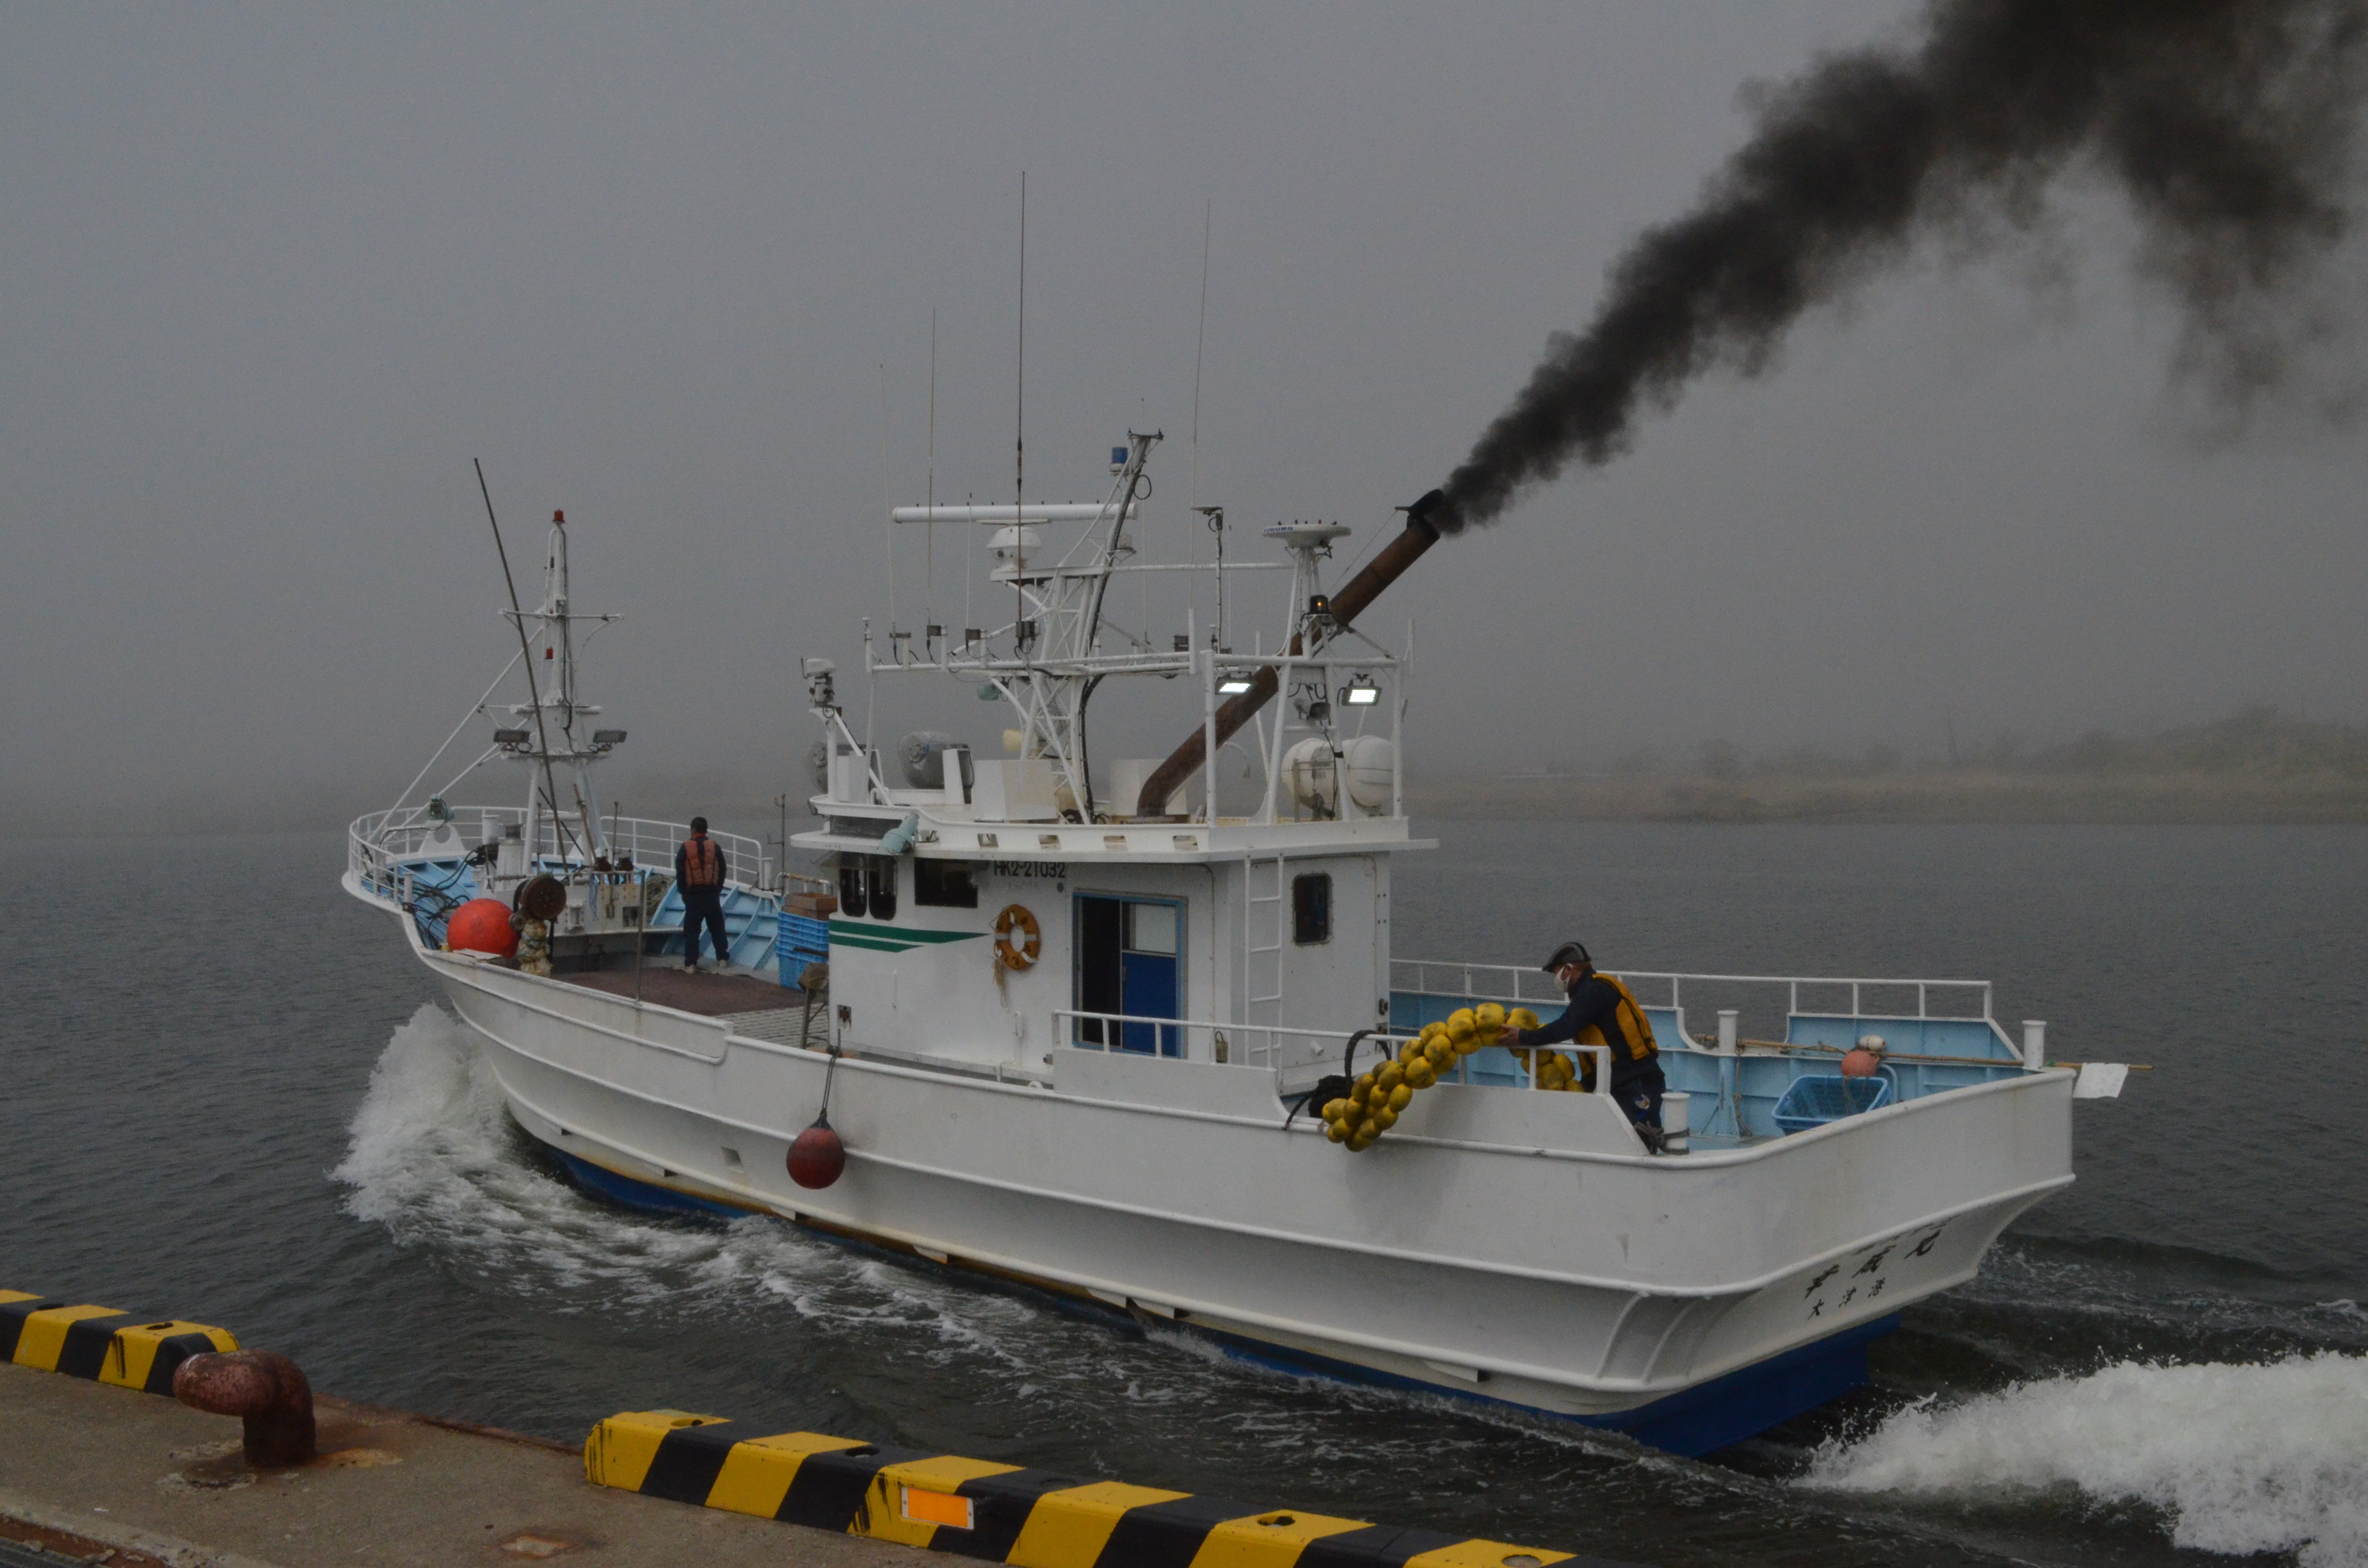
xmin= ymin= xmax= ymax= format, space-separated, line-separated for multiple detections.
xmin=675 ymin=817 xmax=730 ymax=971
xmin=1500 ymin=941 xmax=1667 ymax=1147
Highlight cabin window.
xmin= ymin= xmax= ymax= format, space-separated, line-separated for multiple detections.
xmin=866 ymin=855 xmax=899 ymax=920
xmin=1293 ymin=873 xmax=1332 ymax=945
xmin=1126 ymin=900 xmax=1177 ymax=955
xmin=914 ymin=858 xmax=979 ymax=908
xmin=838 ymin=859 xmax=868 ymax=919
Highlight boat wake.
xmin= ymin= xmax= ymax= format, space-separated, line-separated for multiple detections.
xmin=332 ymin=1002 xmax=762 ymax=1305
xmin=331 ymin=1006 xmax=1157 ymax=1370
xmin=1801 ymin=1353 xmax=2368 ymax=1566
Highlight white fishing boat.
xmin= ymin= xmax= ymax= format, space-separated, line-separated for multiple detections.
xmin=345 ymin=441 xmax=2118 ymax=1455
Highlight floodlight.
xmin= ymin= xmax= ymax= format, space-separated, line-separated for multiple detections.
xmin=493 ymin=728 xmax=531 ymax=745
xmin=592 ymin=729 xmax=628 ymax=745
xmin=1342 ymin=676 xmax=1381 ymax=707
xmin=1217 ymin=674 xmax=1256 ymax=696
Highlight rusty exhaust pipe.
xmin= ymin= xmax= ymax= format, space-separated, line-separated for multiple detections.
xmin=1133 ymin=490 xmax=1447 ymax=819
xmin=173 ymin=1349 xmax=317 ymax=1466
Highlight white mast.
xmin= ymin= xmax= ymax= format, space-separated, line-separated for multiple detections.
xmin=503 ymin=510 xmax=623 ymax=863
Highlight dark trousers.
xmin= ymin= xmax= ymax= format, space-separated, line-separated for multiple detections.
xmin=1591 ymin=1070 xmax=1667 ymax=1132
xmin=1607 ymin=1063 xmax=1666 ymax=1129
xmin=681 ymin=888 xmax=729 ymax=966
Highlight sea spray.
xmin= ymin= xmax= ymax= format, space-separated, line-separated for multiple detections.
xmin=1802 ymin=1352 xmax=2368 ymax=1565
xmin=332 ymin=1004 xmax=1057 ymax=1355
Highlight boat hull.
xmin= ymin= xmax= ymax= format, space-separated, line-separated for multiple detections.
xmin=414 ymin=942 xmax=2071 ymax=1454
xmin=540 ymin=1134 xmax=1899 ymax=1456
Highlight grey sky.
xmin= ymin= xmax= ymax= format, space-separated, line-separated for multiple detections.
xmin=5 ymin=2 xmax=2362 ymax=831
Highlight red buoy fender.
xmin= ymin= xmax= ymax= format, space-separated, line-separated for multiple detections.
xmin=447 ymin=897 xmax=520 ymax=956
xmin=787 ymin=1116 xmax=846 ymax=1189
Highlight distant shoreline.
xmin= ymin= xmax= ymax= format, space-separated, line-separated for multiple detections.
xmin=1406 ymin=772 xmax=2368 ymax=825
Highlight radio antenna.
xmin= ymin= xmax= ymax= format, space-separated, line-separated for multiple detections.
xmin=1013 ymin=171 xmax=1027 ymax=649
xmin=1192 ymin=199 xmax=1210 ymax=510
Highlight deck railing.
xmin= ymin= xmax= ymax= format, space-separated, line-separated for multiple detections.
xmin=1392 ymin=958 xmax=1997 ymax=1025
xmin=347 ymin=805 xmax=775 ymax=899
xmin=1054 ymin=1008 xmax=1408 ymax=1078
xmin=1051 ymin=1007 xmax=1616 ymax=1096
xmin=1390 ymin=957 xmax=2024 ymax=1065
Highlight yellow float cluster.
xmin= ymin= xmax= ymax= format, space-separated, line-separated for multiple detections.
xmin=1321 ymin=1004 xmax=1542 ymax=1151
xmin=1509 ymin=1044 xmax=1584 ymax=1091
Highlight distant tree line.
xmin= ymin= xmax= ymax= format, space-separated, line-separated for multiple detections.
xmin=1602 ymin=706 xmax=2368 ymax=782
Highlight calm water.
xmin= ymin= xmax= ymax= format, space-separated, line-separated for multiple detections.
xmin=4 ymin=823 xmax=2364 ymax=1567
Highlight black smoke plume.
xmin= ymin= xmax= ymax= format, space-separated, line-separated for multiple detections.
xmin=1437 ymin=0 xmax=2366 ymax=531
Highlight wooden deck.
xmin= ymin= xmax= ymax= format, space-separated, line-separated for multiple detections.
xmin=558 ymin=966 xmax=804 ymax=1017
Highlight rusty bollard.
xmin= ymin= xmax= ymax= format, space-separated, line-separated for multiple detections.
xmin=173 ymin=1350 xmax=316 ymax=1466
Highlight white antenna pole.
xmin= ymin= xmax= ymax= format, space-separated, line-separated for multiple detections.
xmin=881 ymin=360 xmax=894 ymax=649
xmin=927 ymin=306 xmax=937 ymax=644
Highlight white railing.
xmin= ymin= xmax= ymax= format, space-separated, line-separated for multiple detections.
xmin=1050 ymin=1007 xmax=1607 ymax=1096
xmin=1392 ymin=959 xmax=1997 ymax=1026
xmin=1055 ymin=1008 xmax=1404 ymax=1078
xmin=348 ymin=805 xmax=775 ymax=898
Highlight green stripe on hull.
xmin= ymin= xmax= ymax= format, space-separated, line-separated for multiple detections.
xmin=827 ymin=919 xmax=987 ymax=954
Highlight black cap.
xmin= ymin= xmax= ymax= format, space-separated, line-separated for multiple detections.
xmin=1542 ymin=941 xmax=1591 ymax=973
xmin=691 ymin=816 xmax=709 ymax=833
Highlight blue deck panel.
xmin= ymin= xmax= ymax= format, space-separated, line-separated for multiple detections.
xmin=545 ymin=1126 xmax=1897 ymax=1456
xmin=1392 ymin=987 xmax=2027 ymax=1138
xmin=1787 ymin=1013 xmax=2014 ymax=1059
xmin=649 ymin=882 xmax=779 ymax=975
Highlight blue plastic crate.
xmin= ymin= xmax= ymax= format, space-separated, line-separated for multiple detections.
xmin=777 ymin=913 xmax=829 ymax=950
xmin=1771 ymin=1071 xmax=1894 ymax=1135
xmin=776 ymin=913 xmax=830 ymax=987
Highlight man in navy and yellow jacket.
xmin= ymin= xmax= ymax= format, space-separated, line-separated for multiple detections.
xmin=1500 ymin=941 xmax=1667 ymax=1144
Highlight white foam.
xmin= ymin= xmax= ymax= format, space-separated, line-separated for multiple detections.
xmin=331 ymin=1004 xmax=1084 ymax=1356
xmin=1803 ymin=1354 xmax=2368 ymax=1565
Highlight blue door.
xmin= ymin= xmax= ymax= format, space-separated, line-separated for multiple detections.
xmin=1075 ymin=895 xmax=1183 ymax=1056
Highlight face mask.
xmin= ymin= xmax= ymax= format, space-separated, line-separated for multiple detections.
xmin=1556 ymin=968 xmax=1580 ymax=994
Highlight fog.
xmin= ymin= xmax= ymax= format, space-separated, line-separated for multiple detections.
xmin=5 ymin=2 xmax=2363 ymax=834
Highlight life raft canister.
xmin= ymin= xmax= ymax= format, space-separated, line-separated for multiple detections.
xmin=993 ymin=904 xmax=1042 ymax=970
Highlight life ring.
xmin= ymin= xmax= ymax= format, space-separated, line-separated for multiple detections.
xmin=993 ymin=904 xmax=1042 ymax=970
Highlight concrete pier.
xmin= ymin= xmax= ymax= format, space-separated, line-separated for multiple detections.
xmin=0 ymin=1363 xmax=934 ymax=1567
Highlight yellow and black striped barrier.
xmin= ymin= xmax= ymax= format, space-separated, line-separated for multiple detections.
xmin=588 ymin=1410 xmax=1602 ymax=1567
xmin=1 ymin=1289 xmax=239 ymax=1395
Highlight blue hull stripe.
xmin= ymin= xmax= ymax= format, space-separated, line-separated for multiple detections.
xmin=551 ymin=1149 xmax=750 ymax=1219
xmin=544 ymin=1139 xmax=1893 ymax=1456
